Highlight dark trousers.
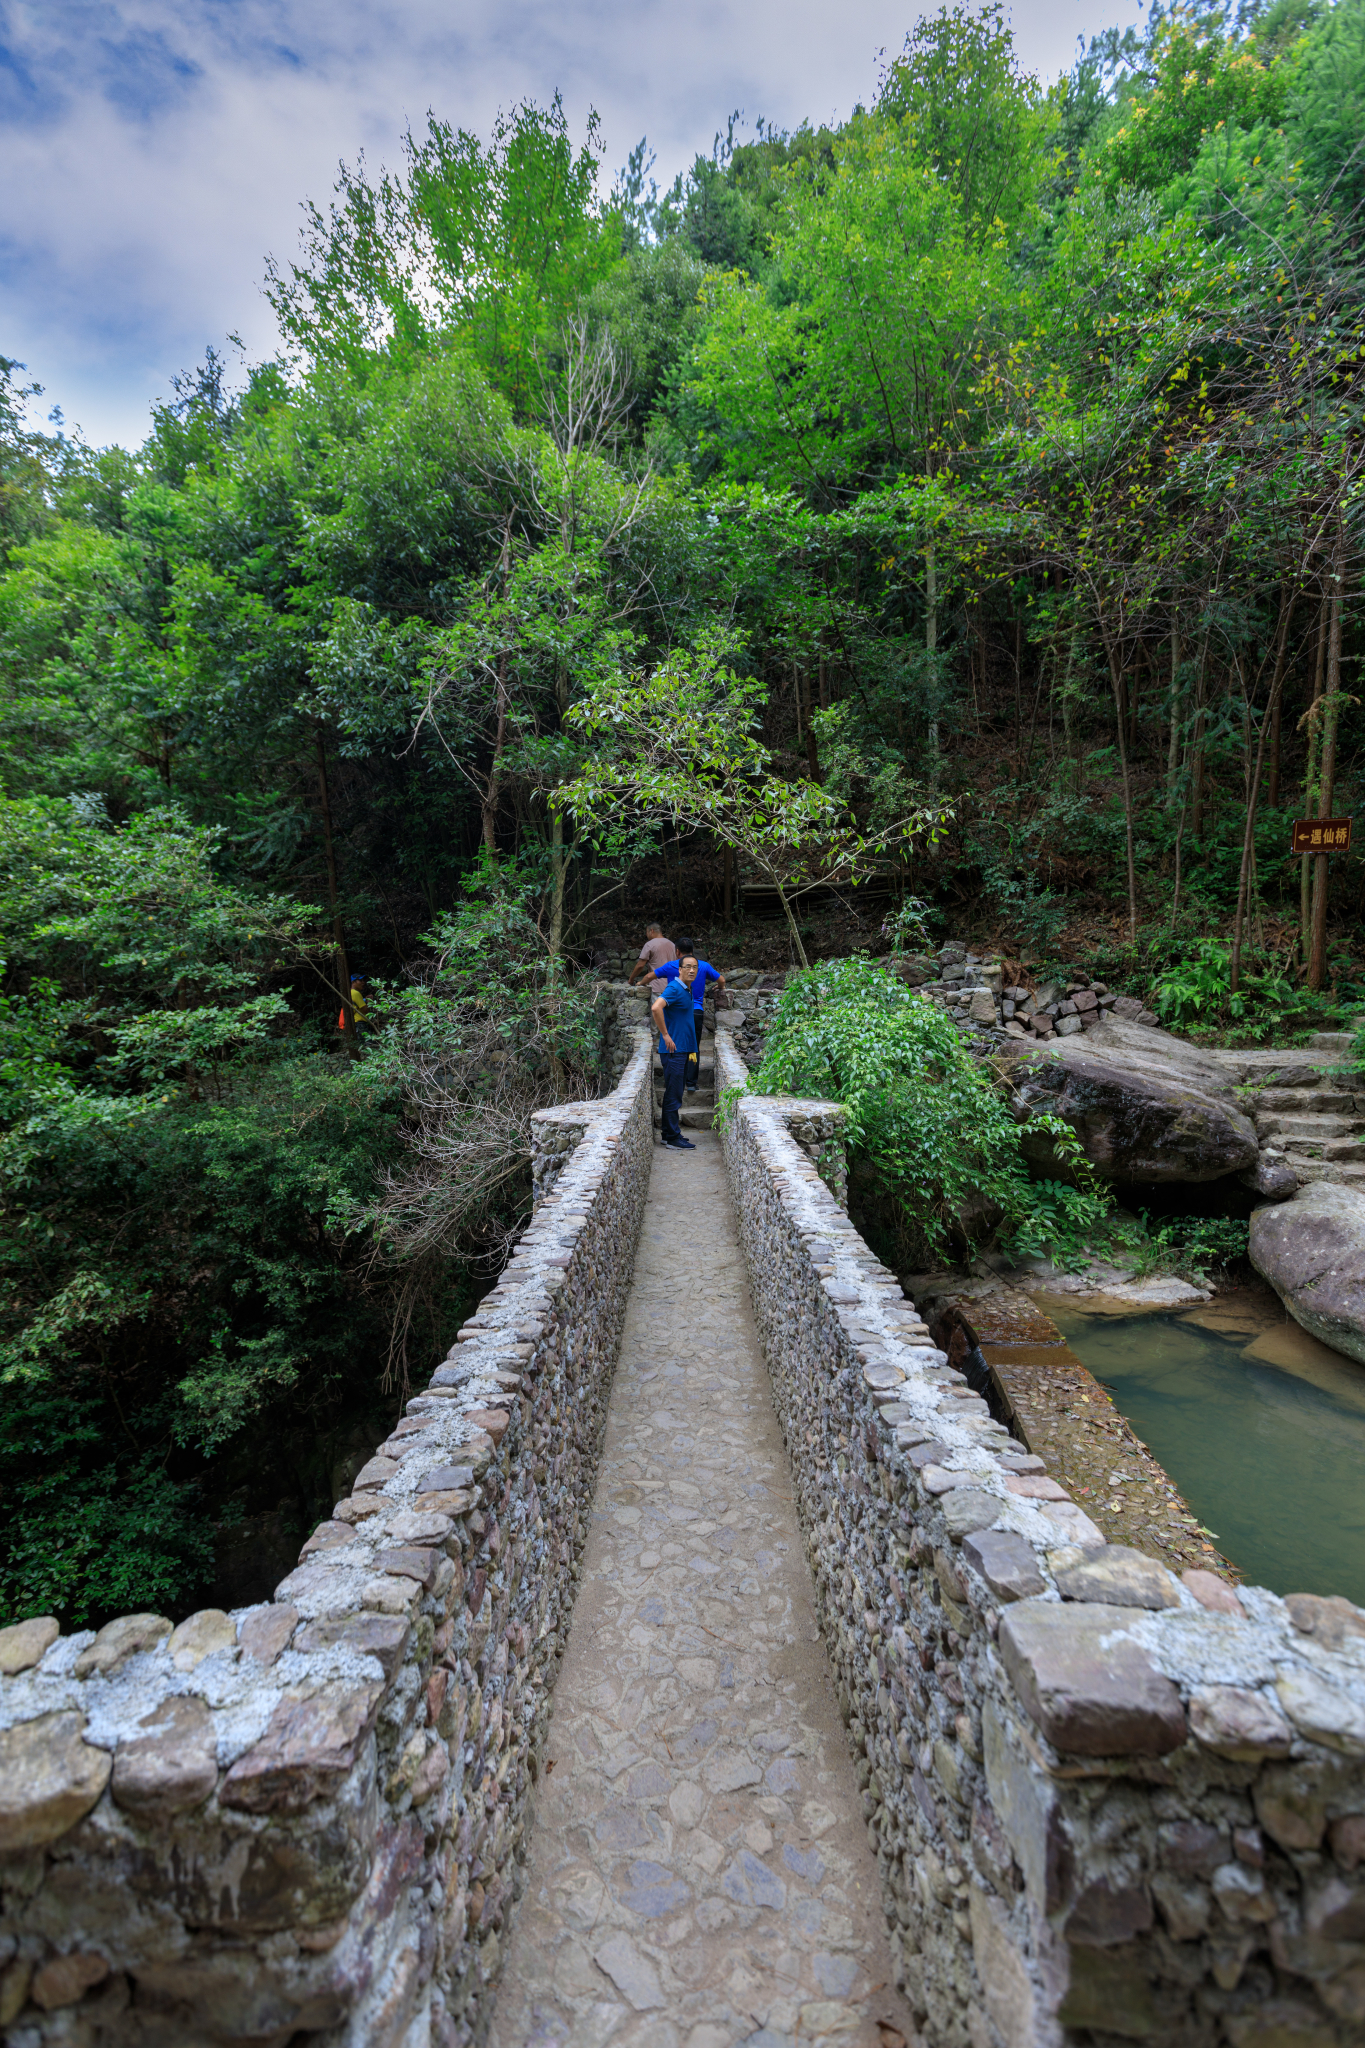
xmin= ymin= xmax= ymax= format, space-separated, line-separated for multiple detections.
xmin=659 ymin=1043 xmax=689 ymax=1143
xmin=686 ymin=1011 xmax=705 ymax=1087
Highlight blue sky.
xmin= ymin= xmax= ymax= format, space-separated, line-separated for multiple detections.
xmin=2 ymin=0 xmax=1140 ymax=448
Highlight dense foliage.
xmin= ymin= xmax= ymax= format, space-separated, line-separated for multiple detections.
xmin=5 ymin=0 xmax=1365 ymax=1620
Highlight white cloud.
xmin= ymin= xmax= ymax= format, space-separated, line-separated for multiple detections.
xmin=1 ymin=0 xmax=1139 ymax=447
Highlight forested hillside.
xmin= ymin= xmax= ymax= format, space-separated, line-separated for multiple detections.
xmin=3 ymin=0 xmax=1364 ymax=1626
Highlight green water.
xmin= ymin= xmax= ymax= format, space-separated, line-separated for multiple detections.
xmin=1052 ymin=1305 xmax=1365 ymax=1606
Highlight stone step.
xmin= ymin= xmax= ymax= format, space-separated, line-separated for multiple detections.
xmin=1284 ymin=1156 xmax=1365 ymax=1186
xmin=1250 ymin=1087 xmax=1358 ymax=1113
xmin=1255 ymin=1112 xmax=1365 ymax=1142
xmin=1307 ymin=1031 xmax=1358 ymax=1052
xmin=679 ymin=1106 xmax=715 ymax=1130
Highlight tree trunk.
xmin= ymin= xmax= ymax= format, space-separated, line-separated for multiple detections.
xmin=926 ymin=542 xmax=939 ymax=761
xmin=1102 ymin=633 xmax=1139 ymax=944
xmin=723 ymin=842 xmax=733 ymax=923
xmin=482 ymin=650 xmax=509 ymax=856
xmin=1190 ymin=650 xmax=1209 ymax=840
xmin=804 ymin=670 xmax=821 ymax=782
xmin=1300 ymin=589 xmax=1327 ymax=963
xmin=1268 ymin=605 xmax=1286 ymax=810
xmin=774 ymin=881 xmax=809 ymax=970
xmin=1166 ymin=624 xmax=1181 ymax=800
xmin=1231 ymin=596 xmax=1292 ymax=993
xmin=481 ymin=523 xmax=513 ymax=857
xmin=549 ymin=804 xmax=567 ymax=967
xmin=1308 ymin=574 xmax=1344 ymax=991
xmin=315 ymin=726 xmax=356 ymax=1052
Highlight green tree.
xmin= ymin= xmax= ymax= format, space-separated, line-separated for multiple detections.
xmin=561 ymin=637 xmax=947 ymax=965
xmin=686 ymin=117 xmax=1001 ymax=497
xmin=266 ymin=97 xmax=622 ymax=412
xmin=1101 ymin=6 xmax=1297 ymax=195
xmin=1289 ymin=0 xmax=1365 ymax=222
xmin=875 ymin=1 xmax=1057 ymax=238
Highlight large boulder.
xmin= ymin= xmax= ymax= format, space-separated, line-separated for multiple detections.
xmin=1249 ymin=1182 xmax=1365 ymax=1365
xmin=1005 ymin=1015 xmax=1258 ymax=1185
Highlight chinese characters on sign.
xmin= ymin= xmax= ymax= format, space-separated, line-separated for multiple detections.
xmin=1291 ymin=818 xmax=1353 ymax=855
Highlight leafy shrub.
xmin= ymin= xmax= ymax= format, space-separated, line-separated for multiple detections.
xmin=742 ymin=956 xmax=1100 ymax=1262
xmin=1126 ymin=1213 xmax=1250 ymax=1283
xmin=1152 ymin=938 xmax=1341 ymax=1041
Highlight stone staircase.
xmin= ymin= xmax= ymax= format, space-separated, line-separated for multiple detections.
xmin=1239 ymin=1027 xmax=1365 ymax=1188
xmin=652 ymin=1041 xmax=717 ymax=1131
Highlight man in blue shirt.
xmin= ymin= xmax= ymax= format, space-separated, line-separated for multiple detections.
xmin=683 ymin=954 xmax=726 ymax=1088
xmin=650 ymin=957 xmax=698 ymax=1151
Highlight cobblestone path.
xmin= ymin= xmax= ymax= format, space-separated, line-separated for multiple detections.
xmin=491 ymin=1131 xmax=912 ymax=2048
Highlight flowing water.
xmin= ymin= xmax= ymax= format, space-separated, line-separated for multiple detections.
xmin=1048 ymin=1289 xmax=1365 ymax=1607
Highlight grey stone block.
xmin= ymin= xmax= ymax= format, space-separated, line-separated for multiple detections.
xmin=962 ymin=1528 xmax=1046 ymax=1602
xmin=940 ymin=1489 xmax=1001 ymax=1539
xmin=1053 ymin=1544 xmax=1180 ymax=1610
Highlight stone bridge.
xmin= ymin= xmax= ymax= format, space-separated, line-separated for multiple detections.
xmin=1 ymin=1001 xmax=1363 ymax=2047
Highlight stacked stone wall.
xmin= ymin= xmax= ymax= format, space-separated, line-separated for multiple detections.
xmin=0 ymin=1030 xmax=655 ymax=2048
xmin=715 ymin=1029 xmax=1365 ymax=2048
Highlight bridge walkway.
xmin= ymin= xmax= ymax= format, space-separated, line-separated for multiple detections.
xmin=491 ymin=1127 xmax=912 ymax=2048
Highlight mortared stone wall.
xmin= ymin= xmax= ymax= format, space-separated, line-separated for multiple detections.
xmin=714 ymin=1028 xmax=1365 ymax=2048
xmin=0 ymin=1029 xmax=656 ymax=2047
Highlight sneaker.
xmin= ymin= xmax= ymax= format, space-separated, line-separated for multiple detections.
xmin=663 ymin=1139 xmax=688 ymax=1151
xmin=674 ymin=1137 xmax=696 ymax=1149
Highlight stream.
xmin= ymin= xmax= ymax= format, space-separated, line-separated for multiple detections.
xmin=1051 ymin=1287 xmax=1365 ymax=1607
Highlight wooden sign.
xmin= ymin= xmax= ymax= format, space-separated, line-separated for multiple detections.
xmin=1292 ymin=817 xmax=1352 ymax=854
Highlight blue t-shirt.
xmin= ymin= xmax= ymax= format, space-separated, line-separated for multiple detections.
xmin=688 ymin=960 xmax=723 ymax=1011
xmin=657 ymin=977 xmax=698 ymax=1056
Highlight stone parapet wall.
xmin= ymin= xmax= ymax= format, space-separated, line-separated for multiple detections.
xmin=0 ymin=1030 xmax=655 ymax=2048
xmin=715 ymin=1028 xmax=1365 ymax=2048
xmin=595 ymin=983 xmax=648 ymax=1081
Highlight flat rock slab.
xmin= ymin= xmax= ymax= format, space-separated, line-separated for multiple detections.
xmin=1249 ymin=1181 xmax=1365 ymax=1366
xmin=999 ymin=1602 xmax=1188 ymax=1756
xmin=491 ymin=1132 xmax=911 ymax=2048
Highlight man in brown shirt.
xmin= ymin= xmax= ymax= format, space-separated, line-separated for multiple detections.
xmin=628 ymin=925 xmax=678 ymax=986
